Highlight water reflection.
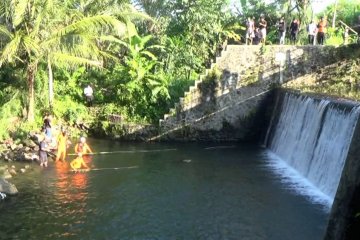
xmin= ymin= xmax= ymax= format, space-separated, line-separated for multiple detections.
xmin=53 ymin=161 xmax=89 ymax=238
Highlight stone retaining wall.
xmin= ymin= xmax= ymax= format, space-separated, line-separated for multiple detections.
xmin=152 ymin=45 xmax=345 ymax=141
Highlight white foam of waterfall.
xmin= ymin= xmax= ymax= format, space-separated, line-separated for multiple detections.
xmin=265 ymin=93 xmax=360 ymax=206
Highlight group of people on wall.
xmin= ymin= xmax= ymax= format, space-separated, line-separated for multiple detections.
xmin=37 ymin=114 xmax=93 ymax=172
xmin=245 ymin=15 xmax=351 ymax=46
xmin=275 ymin=16 xmax=328 ymax=45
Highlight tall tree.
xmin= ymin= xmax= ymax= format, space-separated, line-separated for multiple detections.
xmin=0 ymin=0 xmax=130 ymax=121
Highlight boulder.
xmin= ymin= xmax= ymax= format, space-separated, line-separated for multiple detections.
xmin=7 ymin=152 xmax=14 ymax=160
xmin=0 ymin=178 xmax=18 ymax=195
xmin=8 ymin=169 xmax=17 ymax=176
xmin=22 ymin=139 xmax=37 ymax=148
xmin=10 ymin=144 xmax=17 ymax=151
xmin=23 ymin=153 xmax=37 ymax=161
xmin=1 ymin=170 xmax=12 ymax=179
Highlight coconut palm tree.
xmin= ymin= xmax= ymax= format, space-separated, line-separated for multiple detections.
xmin=0 ymin=0 xmax=134 ymax=121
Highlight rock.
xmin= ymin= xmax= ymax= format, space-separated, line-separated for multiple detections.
xmin=10 ymin=144 xmax=17 ymax=151
xmin=11 ymin=165 xmax=16 ymax=169
xmin=17 ymin=144 xmax=23 ymax=149
xmin=7 ymin=152 xmax=15 ymax=161
xmin=183 ymin=159 xmax=192 ymax=163
xmin=0 ymin=192 xmax=6 ymax=200
xmin=25 ymin=165 xmax=30 ymax=169
xmin=20 ymin=168 xmax=26 ymax=173
xmin=31 ymin=154 xmax=39 ymax=161
xmin=33 ymin=146 xmax=39 ymax=152
xmin=8 ymin=169 xmax=16 ymax=176
xmin=24 ymin=147 xmax=31 ymax=152
xmin=23 ymin=153 xmax=37 ymax=161
xmin=0 ymin=178 xmax=18 ymax=195
xmin=22 ymin=139 xmax=37 ymax=148
xmin=1 ymin=170 xmax=12 ymax=179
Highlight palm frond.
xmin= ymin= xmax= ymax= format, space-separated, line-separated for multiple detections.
xmin=0 ymin=25 xmax=13 ymax=39
xmin=22 ymin=35 xmax=41 ymax=56
xmin=13 ymin=0 xmax=29 ymax=27
xmin=52 ymin=52 xmax=103 ymax=68
xmin=52 ymin=15 xmax=127 ymax=38
xmin=98 ymin=35 xmax=128 ymax=47
xmin=0 ymin=32 xmax=22 ymax=65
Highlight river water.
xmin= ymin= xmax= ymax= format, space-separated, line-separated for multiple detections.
xmin=0 ymin=139 xmax=328 ymax=240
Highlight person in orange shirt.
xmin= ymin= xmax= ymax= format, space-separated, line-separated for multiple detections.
xmin=56 ymin=127 xmax=69 ymax=162
xmin=74 ymin=137 xmax=93 ymax=155
xmin=317 ymin=16 xmax=327 ymax=45
xmin=70 ymin=153 xmax=90 ymax=172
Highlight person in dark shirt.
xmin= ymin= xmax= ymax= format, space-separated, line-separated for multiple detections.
xmin=253 ymin=28 xmax=261 ymax=45
xmin=277 ymin=17 xmax=286 ymax=45
xmin=290 ymin=19 xmax=300 ymax=44
xmin=258 ymin=16 xmax=267 ymax=44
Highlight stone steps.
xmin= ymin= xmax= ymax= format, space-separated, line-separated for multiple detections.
xmin=159 ymin=45 xmax=230 ymax=123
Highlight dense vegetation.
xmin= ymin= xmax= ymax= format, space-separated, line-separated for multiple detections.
xmin=0 ymin=0 xmax=359 ymax=141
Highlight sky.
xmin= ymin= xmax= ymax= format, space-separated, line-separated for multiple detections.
xmin=312 ymin=0 xmax=337 ymax=13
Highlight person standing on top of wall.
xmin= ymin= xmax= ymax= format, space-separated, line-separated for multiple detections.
xmin=317 ymin=16 xmax=327 ymax=45
xmin=253 ymin=28 xmax=261 ymax=45
xmin=307 ymin=20 xmax=317 ymax=45
xmin=277 ymin=16 xmax=286 ymax=45
xmin=246 ymin=17 xmax=255 ymax=45
xmin=258 ymin=15 xmax=267 ymax=44
xmin=84 ymin=84 xmax=94 ymax=107
xmin=289 ymin=19 xmax=300 ymax=45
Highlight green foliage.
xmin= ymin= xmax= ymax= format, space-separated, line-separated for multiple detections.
xmin=52 ymin=96 xmax=89 ymax=124
xmin=0 ymin=92 xmax=22 ymax=140
xmin=55 ymin=67 xmax=87 ymax=102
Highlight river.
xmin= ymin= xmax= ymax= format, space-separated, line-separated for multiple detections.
xmin=0 ymin=139 xmax=328 ymax=240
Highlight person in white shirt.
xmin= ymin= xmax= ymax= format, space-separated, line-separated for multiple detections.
xmin=307 ymin=20 xmax=317 ymax=45
xmin=84 ymin=85 xmax=94 ymax=106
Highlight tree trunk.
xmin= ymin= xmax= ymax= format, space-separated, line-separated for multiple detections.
xmin=332 ymin=0 xmax=338 ymax=28
xmin=27 ymin=64 xmax=37 ymax=122
xmin=48 ymin=59 xmax=54 ymax=108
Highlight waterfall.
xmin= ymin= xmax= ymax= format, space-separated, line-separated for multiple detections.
xmin=265 ymin=92 xmax=360 ymax=205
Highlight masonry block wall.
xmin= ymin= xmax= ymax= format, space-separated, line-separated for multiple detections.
xmin=153 ymin=45 xmax=345 ymax=141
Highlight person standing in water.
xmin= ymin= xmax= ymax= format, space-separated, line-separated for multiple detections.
xmin=74 ymin=137 xmax=93 ymax=155
xmin=70 ymin=153 xmax=90 ymax=172
xmin=38 ymin=134 xmax=49 ymax=167
xmin=56 ymin=127 xmax=70 ymax=162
